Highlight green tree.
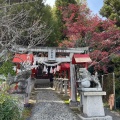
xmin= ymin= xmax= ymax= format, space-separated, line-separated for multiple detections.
xmin=100 ymin=0 xmax=120 ymax=26
xmin=112 ymin=55 xmax=120 ymax=97
xmin=55 ymin=0 xmax=77 ymax=42
xmin=8 ymin=0 xmax=45 ymax=25
xmin=112 ymin=55 xmax=120 ymax=78
xmin=75 ymin=0 xmax=86 ymax=4
xmin=4 ymin=0 xmax=53 ymax=46
xmin=42 ymin=5 xmax=59 ymax=46
xmin=0 ymin=61 xmax=16 ymax=77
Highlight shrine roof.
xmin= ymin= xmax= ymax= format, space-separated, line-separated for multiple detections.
xmin=12 ymin=54 xmax=34 ymax=64
xmin=72 ymin=54 xmax=92 ymax=64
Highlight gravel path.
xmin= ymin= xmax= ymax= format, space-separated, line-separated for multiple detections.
xmin=30 ymin=88 xmax=80 ymax=120
xmin=104 ymin=107 xmax=120 ymax=120
xmin=30 ymin=88 xmax=120 ymax=120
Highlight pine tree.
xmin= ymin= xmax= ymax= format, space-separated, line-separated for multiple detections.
xmin=100 ymin=0 xmax=120 ymax=27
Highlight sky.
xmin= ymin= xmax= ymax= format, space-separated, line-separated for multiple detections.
xmin=87 ymin=0 xmax=104 ymax=17
xmin=45 ymin=0 xmax=104 ymax=17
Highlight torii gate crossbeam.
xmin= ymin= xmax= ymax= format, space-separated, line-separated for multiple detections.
xmin=17 ymin=46 xmax=89 ymax=53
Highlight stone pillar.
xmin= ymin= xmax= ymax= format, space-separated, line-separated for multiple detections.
xmin=56 ymin=78 xmax=59 ymax=91
xmin=30 ymin=78 xmax=35 ymax=92
xmin=24 ymin=77 xmax=31 ymax=105
xmin=57 ymin=78 xmax=61 ymax=92
xmin=58 ymin=78 xmax=61 ymax=92
xmin=60 ymin=78 xmax=64 ymax=94
xmin=63 ymin=78 xmax=69 ymax=96
xmin=53 ymin=77 xmax=56 ymax=89
xmin=54 ymin=78 xmax=58 ymax=91
xmin=69 ymin=53 xmax=77 ymax=106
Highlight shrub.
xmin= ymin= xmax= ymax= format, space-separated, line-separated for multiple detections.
xmin=0 ymin=92 xmax=22 ymax=120
xmin=0 ymin=60 xmax=16 ymax=78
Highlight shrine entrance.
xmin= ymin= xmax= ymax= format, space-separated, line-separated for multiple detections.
xmin=15 ymin=46 xmax=91 ymax=104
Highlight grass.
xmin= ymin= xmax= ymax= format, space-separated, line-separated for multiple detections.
xmin=22 ymin=107 xmax=32 ymax=119
xmin=21 ymin=91 xmax=37 ymax=120
xmin=57 ymin=94 xmax=70 ymax=105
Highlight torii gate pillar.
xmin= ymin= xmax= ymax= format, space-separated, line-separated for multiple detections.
xmin=69 ymin=53 xmax=78 ymax=107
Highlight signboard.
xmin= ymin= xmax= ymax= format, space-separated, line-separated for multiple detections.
xmin=48 ymin=49 xmax=56 ymax=61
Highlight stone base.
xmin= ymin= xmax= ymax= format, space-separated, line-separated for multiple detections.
xmin=82 ymin=92 xmax=106 ymax=117
xmin=69 ymin=100 xmax=79 ymax=107
xmin=78 ymin=115 xmax=112 ymax=120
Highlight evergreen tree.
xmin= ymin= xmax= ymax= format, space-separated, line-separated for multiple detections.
xmin=8 ymin=0 xmax=59 ymax=47
xmin=43 ymin=5 xmax=59 ymax=47
xmin=112 ymin=55 xmax=120 ymax=97
xmin=112 ymin=55 xmax=120 ymax=79
xmin=100 ymin=0 xmax=120 ymax=27
xmin=75 ymin=0 xmax=86 ymax=4
xmin=4 ymin=0 xmax=53 ymax=46
xmin=55 ymin=0 xmax=77 ymax=42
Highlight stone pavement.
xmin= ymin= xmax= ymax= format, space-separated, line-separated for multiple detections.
xmin=30 ymin=88 xmax=120 ymax=120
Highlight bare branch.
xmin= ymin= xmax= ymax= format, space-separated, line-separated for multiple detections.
xmin=0 ymin=1 xmax=51 ymax=61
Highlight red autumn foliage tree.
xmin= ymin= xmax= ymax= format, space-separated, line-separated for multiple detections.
xmin=90 ymin=20 xmax=120 ymax=73
xmin=59 ymin=3 xmax=101 ymax=47
xmin=59 ymin=3 xmax=120 ymax=73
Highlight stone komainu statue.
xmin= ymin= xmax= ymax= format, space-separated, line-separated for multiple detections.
xmin=7 ymin=70 xmax=31 ymax=93
xmin=78 ymin=68 xmax=101 ymax=88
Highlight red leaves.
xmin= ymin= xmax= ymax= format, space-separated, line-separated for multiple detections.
xmin=59 ymin=39 xmax=76 ymax=48
xmin=58 ymin=3 xmax=120 ymax=73
xmin=60 ymin=3 xmax=103 ymax=42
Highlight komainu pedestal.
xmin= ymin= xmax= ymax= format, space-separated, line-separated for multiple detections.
xmin=78 ymin=90 xmax=112 ymax=120
xmin=77 ymin=69 xmax=112 ymax=120
xmin=83 ymin=91 xmax=106 ymax=117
